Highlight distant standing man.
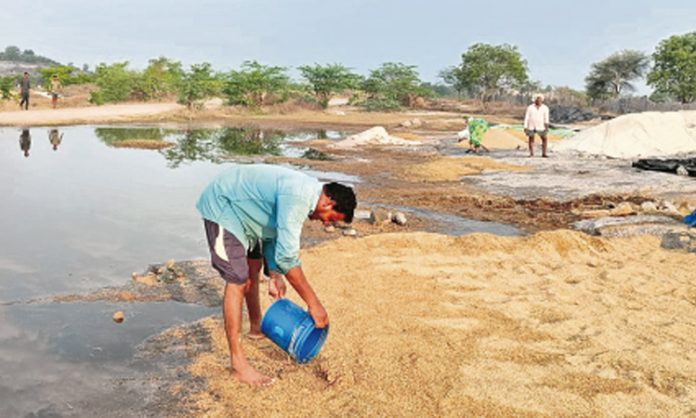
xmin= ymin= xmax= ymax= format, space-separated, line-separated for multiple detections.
xmin=524 ymin=93 xmax=550 ymax=157
xmin=196 ymin=164 xmax=357 ymax=386
xmin=50 ymin=75 xmax=62 ymax=109
xmin=19 ymin=72 xmax=30 ymax=110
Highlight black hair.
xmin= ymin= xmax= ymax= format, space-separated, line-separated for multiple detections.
xmin=23 ymin=72 xmax=28 ymax=75
xmin=324 ymin=182 xmax=356 ymax=223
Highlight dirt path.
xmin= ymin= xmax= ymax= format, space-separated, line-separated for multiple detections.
xmin=0 ymin=103 xmax=183 ymax=126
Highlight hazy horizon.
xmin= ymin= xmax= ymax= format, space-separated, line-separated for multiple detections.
xmin=2 ymin=0 xmax=696 ymax=94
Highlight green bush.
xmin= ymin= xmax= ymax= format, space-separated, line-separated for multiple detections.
xmin=0 ymin=75 xmax=16 ymax=100
xmin=91 ymin=62 xmax=139 ymax=104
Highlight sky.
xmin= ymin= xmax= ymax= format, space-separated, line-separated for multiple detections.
xmin=1 ymin=0 xmax=695 ymax=93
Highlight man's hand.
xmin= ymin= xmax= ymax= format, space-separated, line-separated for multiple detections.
xmin=308 ymin=302 xmax=329 ymax=328
xmin=268 ymin=273 xmax=286 ymax=300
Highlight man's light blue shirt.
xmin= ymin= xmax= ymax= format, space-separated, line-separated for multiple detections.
xmin=196 ymin=164 xmax=322 ymax=274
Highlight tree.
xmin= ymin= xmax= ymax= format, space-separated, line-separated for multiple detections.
xmin=298 ymin=63 xmax=361 ymax=108
xmin=135 ymin=57 xmax=184 ymax=100
xmin=0 ymin=75 xmax=15 ymax=100
xmin=90 ymin=62 xmax=139 ymax=104
xmin=438 ymin=66 xmax=467 ymax=98
xmin=223 ymin=61 xmax=289 ymax=108
xmin=648 ymin=32 xmax=696 ymax=104
xmin=585 ymin=50 xmax=649 ymax=100
xmin=178 ymin=63 xmax=221 ymax=110
xmin=456 ymin=43 xmax=528 ymax=108
xmin=3 ymin=46 xmax=20 ymax=59
xmin=361 ymin=62 xmax=425 ymax=110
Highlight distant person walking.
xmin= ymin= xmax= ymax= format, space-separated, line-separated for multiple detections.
xmin=524 ymin=93 xmax=550 ymax=157
xmin=19 ymin=129 xmax=31 ymax=158
xmin=49 ymin=129 xmax=63 ymax=151
xmin=50 ymin=75 xmax=62 ymax=109
xmin=19 ymin=72 xmax=30 ymax=110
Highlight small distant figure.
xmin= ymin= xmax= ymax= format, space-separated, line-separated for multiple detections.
xmin=524 ymin=93 xmax=550 ymax=157
xmin=19 ymin=129 xmax=31 ymax=158
xmin=19 ymin=72 xmax=30 ymax=110
xmin=49 ymin=129 xmax=63 ymax=151
xmin=50 ymin=75 xmax=62 ymax=109
xmin=466 ymin=117 xmax=490 ymax=154
xmin=456 ymin=117 xmax=470 ymax=144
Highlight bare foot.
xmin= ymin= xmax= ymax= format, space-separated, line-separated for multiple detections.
xmin=542 ymin=154 xmax=549 ymax=158
xmin=247 ymin=332 xmax=265 ymax=340
xmin=232 ymin=363 xmax=274 ymax=387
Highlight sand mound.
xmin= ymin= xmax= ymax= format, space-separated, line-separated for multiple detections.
xmin=182 ymin=230 xmax=696 ymax=417
xmin=331 ymin=126 xmax=419 ymax=149
xmin=554 ymin=111 xmax=696 ymax=158
xmin=404 ymin=156 xmax=530 ymax=181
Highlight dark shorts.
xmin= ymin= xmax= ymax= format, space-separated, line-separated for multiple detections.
xmin=203 ymin=219 xmax=262 ymax=285
xmin=525 ymin=129 xmax=548 ymax=139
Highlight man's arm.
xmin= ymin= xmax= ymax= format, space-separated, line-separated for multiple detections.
xmin=285 ymin=266 xmax=328 ymax=328
xmin=544 ymin=105 xmax=550 ymax=130
xmin=273 ymin=193 xmax=329 ymax=327
xmin=523 ymin=106 xmax=531 ymax=130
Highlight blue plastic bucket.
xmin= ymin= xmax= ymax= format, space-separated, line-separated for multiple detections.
xmin=261 ymin=298 xmax=328 ymax=363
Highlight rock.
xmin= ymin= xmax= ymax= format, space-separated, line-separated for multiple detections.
xmin=573 ymin=215 xmax=688 ymax=237
xmin=392 ymin=212 xmax=407 ymax=225
xmin=164 ymin=259 xmax=176 ymax=270
xmin=132 ymin=272 xmax=159 ymax=286
xmin=605 ymin=201 xmax=617 ymax=209
xmin=342 ymin=228 xmax=357 ymax=237
xmin=400 ymin=120 xmax=413 ymax=128
xmin=324 ymin=225 xmax=336 ymax=233
xmin=678 ymin=202 xmax=693 ymax=216
xmin=302 ymin=148 xmax=334 ymax=161
xmin=659 ymin=200 xmax=682 ymax=218
xmin=641 ymin=201 xmax=658 ymax=212
xmin=676 ymin=165 xmax=689 ymax=176
xmin=609 ymin=202 xmax=635 ymax=216
xmin=661 ymin=231 xmax=696 ymax=253
xmin=411 ymin=118 xmax=423 ymax=128
xmin=112 ymin=311 xmax=125 ymax=323
xmin=353 ymin=210 xmax=371 ymax=220
xmin=369 ymin=208 xmax=392 ymax=225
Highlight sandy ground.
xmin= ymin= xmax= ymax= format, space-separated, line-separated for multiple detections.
xmin=0 ymin=102 xmax=184 ymax=126
xmin=145 ymin=231 xmax=696 ymax=417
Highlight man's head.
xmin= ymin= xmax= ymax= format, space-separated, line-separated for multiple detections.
xmin=23 ymin=72 xmax=29 ymax=78
xmin=534 ymin=94 xmax=544 ymax=106
xmin=310 ymin=182 xmax=357 ymax=225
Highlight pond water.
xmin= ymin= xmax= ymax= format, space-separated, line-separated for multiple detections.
xmin=0 ymin=125 xmax=351 ymax=303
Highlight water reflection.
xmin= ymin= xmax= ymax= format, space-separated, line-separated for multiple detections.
xmin=94 ymin=126 xmax=343 ymax=168
xmin=48 ymin=129 xmax=63 ymax=151
xmin=19 ymin=129 xmax=31 ymax=158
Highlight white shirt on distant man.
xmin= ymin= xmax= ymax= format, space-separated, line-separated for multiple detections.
xmin=524 ymin=101 xmax=550 ymax=131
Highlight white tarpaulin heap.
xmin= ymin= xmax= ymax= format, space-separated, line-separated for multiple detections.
xmin=553 ymin=111 xmax=696 ymax=159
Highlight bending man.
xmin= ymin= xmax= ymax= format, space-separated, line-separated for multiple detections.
xmin=196 ymin=164 xmax=356 ymax=386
